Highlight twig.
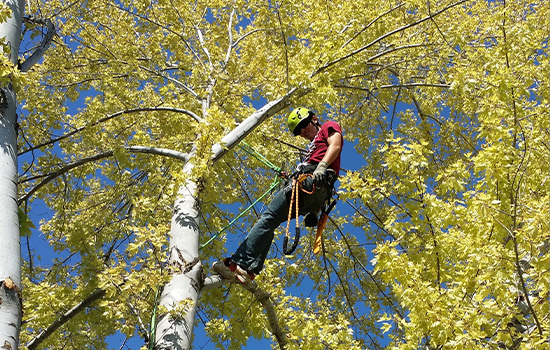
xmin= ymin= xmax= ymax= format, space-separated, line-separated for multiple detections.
xmin=333 ymin=216 xmax=404 ymax=318
xmin=139 ymin=65 xmax=201 ymax=100
xmin=379 ymin=83 xmax=450 ymax=89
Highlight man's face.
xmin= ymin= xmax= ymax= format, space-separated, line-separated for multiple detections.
xmin=297 ymin=117 xmax=318 ymax=141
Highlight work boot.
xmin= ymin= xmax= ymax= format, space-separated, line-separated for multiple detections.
xmin=212 ymin=258 xmax=236 ymax=280
xmin=234 ymin=265 xmax=255 ymax=285
xmin=213 ymin=258 xmax=255 ymax=284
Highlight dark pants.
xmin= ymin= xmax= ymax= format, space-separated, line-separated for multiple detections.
xmin=232 ymin=173 xmax=335 ymax=274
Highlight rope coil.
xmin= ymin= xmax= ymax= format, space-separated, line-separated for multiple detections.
xmin=283 ymin=174 xmax=314 ymax=255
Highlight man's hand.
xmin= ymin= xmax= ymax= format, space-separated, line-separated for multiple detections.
xmin=313 ymin=161 xmax=328 ymax=184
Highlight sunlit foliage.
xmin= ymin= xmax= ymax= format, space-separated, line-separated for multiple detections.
xmin=15 ymin=0 xmax=548 ymax=349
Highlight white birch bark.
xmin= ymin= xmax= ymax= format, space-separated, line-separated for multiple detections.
xmin=0 ymin=0 xmax=24 ymax=348
xmin=154 ymin=159 xmax=202 ymax=350
xmin=154 ymin=90 xmax=297 ymax=350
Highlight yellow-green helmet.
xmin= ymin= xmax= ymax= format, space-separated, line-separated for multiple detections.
xmin=287 ymin=107 xmax=314 ymax=136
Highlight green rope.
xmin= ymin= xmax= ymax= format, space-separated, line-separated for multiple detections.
xmin=200 ymin=176 xmax=282 ymax=250
xmin=149 ymin=288 xmax=160 ymax=350
xmin=238 ymin=141 xmax=283 ymax=174
xmin=200 ymin=142 xmax=286 ymax=250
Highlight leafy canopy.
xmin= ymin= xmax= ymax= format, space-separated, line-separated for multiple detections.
xmin=16 ymin=0 xmax=548 ymax=349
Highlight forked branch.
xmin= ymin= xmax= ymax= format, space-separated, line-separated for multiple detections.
xmin=20 ymin=17 xmax=56 ymax=72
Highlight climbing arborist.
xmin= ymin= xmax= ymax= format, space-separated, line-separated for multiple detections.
xmin=213 ymin=107 xmax=343 ymax=284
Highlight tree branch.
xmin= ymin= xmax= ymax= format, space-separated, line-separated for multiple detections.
xmin=18 ymin=146 xmax=190 ymax=204
xmin=126 ymin=145 xmax=190 ymax=163
xmin=139 ymin=65 xmax=201 ymax=100
xmin=494 ymin=216 xmax=543 ymax=335
xmin=379 ymin=83 xmax=450 ymax=89
xmin=20 ymin=17 xmax=56 ymax=72
xmin=312 ymin=0 xmax=470 ymax=76
xmin=222 ymin=8 xmax=235 ymax=71
xmin=242 ymin=282 xmax=287 ymax=350
xmin=210 ymin=87 xmax=299 ymax=163
xmin=366 ymin=43 xmax=427 ymax=62
xmin=26 ymin=289 xmax=106 ymax=350
xmin=19 ymin=106 xmax=202 ymax=156
xmin=341 ymin=2 xmax=406 ymax=49
xmin=275 ymin=6 xmax=290 ymax=91
xmin=201 ymin=276 xmax=287 ymax=349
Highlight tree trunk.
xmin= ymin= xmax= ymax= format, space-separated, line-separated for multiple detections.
xmin=0 ymin=0 xmax=24 ymax=348
xmin=154 ymin=160 xmax=202 ymax=350
xmin=154 ymin=91 xmax=297 ymax=350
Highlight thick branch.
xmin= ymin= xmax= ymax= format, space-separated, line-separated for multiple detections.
xmin=201 ymin=275 xmax=227 ymax=291
xmin=243 ymin=282 xmax=287 ymax=350
xmin=26 ymin=289 xmax=106 ymax=350
xmin=20 ymin=17 xmax=55 ymax=72
xmin=126 ymin=145 xmax=190 ymax=162
xmin=19 ymin=107 xmax=201 ymax=156
xmin=210 ymin=87 xmax=298 ymax=163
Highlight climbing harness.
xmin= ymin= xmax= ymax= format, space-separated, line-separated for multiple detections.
xmin=283 ymin=173 xmax=315 ymax=255
xmin=199 ymin=140 xmax=338 ymax=257
xmin=313 ymin=195 xmax=338 ymax=255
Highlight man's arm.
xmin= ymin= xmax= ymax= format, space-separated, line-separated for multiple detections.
xmin=312 ymin=129 xmax=342 ymax=183
xmin=321 ymin=129 xmax=343 ymax=167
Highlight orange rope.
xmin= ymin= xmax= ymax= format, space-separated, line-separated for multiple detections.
xmin=284 ymin=174 xmax=314 ymax=255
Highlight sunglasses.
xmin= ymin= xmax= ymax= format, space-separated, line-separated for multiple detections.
xmin=293 ymin=118 xmax=311 ymax=136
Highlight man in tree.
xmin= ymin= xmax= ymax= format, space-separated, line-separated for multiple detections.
xmin=213 ymin=107 xmax=344 ymax=283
